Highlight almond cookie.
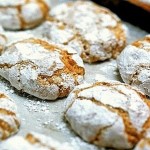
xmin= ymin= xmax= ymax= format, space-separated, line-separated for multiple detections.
xmin=0 ymin=92 xmax=20 ymax=140
xmin=117 ymin=35 xmax=150 ymax=97
xmin=65 ymin=81 xmax=150 ymax=149
xmin=0 ymin=0 xmax=49 ymax=30
xmin=0 ymin=38 xmax=85 ymax=100
xmin=0 ymin=132 xmax=74 ymax=150
xmin=50 ymin=1 xmax=126 ymax=63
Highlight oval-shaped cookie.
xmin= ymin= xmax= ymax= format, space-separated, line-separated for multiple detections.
xmin=0 ymin=0 xmax=49 ymax=30
xmin=0 ymin=38 xmax=85 ymax=100
xmin=65 ymin=81 xmax=150 ymax=149
xmin=0 ymin=132 xmax=74 ymax=150
xmin=0 ymin=92 xmax=20 ymax=140
xmin=50 ymin=1 xmax=126 ymax=63
xmin=117 ymin=35 xmax=150 ymax=97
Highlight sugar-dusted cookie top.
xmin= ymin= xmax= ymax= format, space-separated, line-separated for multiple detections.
xmin=65 ymin=81 xmax=150 ymax=149
xmin=117 ymin=35 xmax=150 ymax=97
xmin=50 ymin=1 xmax=126 ymax=63
xmin=0 ymin=38 xmax=85 ymax=100
xmin=0 ymin=0 xmax=49 ymax=30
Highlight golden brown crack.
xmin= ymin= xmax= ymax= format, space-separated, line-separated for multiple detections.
xmin=0 ymin=63 xmax=13 ymax=69
xmin=26 ymin=133 xmax=41 ymax=144
xmin=0 ymin=119 xmax=15 ymax=140
xmin=132 ymin=36 xmax=150 ymax=52
xmin=0 ymin=61 xmax=38 ymax=70
xmin=26 ymin=133 xmax=56 ymax=149
xmin=0 ymin=93 xmax=7 ymax=99
xmin=129 ymin=64 xmax=150 ymax=85
xmin=0 ymin=108 xmax=15 ymax=116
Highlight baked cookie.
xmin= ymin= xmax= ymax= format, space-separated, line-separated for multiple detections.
xmin=33 ymin=19 xmax=84 ymax=56
xmin=0 ymin=0 xmax=49 ymax=30
xmin=0 ymin=132 xmax=74 ymax=150
xmin=50 ymin=1 xmax=126 ymax=63
xmin=0 ymin=92 xmax=20 ymax=140
xmin=65 ymin=81 xmax=150 ymax=149
xmin=0 ymin=38 xmax=85 ymax=100
xmin=117 ymin=35 xmax=150 ymax=97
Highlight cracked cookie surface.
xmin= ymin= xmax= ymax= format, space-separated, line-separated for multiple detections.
xmin=134 ymin=129 xmax=150 ymax=150
xmin=0 ymin=38 xmax=85 ymax=100
xmin=0 ymin=132 xmax=74 ymax=150
xmin=0 ymin=33 xmax=7 ymax=54
xmin=0 ymin=0 xmax=49 ymax=30
xmin=49 ymin=0 xmax=126 ymax=63
xmin=0 ymin=92 xmax=20 ymax=141
xmin=33 ymin=19 xmax=85 ymax=57
xmin=65 ymin=81 xmax=150 ymax=149
xmin=117 ymin=35 xmax=150 ymax=97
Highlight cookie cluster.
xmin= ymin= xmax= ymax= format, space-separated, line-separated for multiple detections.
xmin=0 ymin=1 xmax=150 ymax=150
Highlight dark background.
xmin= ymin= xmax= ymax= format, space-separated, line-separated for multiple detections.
xmin=92 ymin=0 xmax=150 ymax=32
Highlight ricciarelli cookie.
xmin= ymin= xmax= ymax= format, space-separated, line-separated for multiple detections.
xmin=0 ymin=132 xmax=74 ymax=150
xmin=49 ymin=1 xmax=126 ymax=63
xmin=117 ymin=35 xmax=150 ymax=97
xmin=65 ymin=81 xmax=150 ymax=149
xmin=0 ymin=0 xmax=49 ymax=30
xmin=0 ymin=38 xmax=85 ymax=100
xmin=0 ymin=92 xmax=20 ymax=140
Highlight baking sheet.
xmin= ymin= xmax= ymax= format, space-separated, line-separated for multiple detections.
xmin=0 ymin=1 xmax=149 ymax=150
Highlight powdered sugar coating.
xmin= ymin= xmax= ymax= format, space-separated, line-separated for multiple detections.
xmin=0 ymin=92 xmax=20 ymax=140
xmin=4 ymin=31 xmax=35 ymax=46
xmin=50 ymin=1 xmax=126 ymax=63
xmin=0 ymin=0 xmax=25 ymax=7
xmin=0 ymin=38 xmax=85 ymax=100
xmin=65 ymin=81 xmax=150 ymax=149
xmin=0 ymin=0 xmax=49 ymax=30
xmin=0 ymin=132 xmax=74 ymax=150
xmin=117 ymin=35 xmax=150 ymax=96
xmin=33 ymin=20 xmax=84 ymax=56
